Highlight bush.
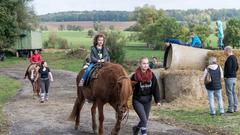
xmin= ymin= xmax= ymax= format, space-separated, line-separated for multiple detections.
xmin=43 ymin=32 xmax=69 ymax=49
xmin=58 ymin=38 xmax=69 ymax=49
xmin=88 ymin=29 xmax=94 ymax=37
xmin=105 ymin=31 xmax=127 ymax=64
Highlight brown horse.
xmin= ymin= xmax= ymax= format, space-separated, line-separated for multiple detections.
xmin=27 ymin=64 xmax=40 ymax=99
xmin=68 ymin=63 xmax=133 ymax=135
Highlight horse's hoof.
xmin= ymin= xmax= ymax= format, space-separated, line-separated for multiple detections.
xmin=74 ymin=125 xmax=78 ymax=130
xmin=111 ymin=130 xmax=118 ymax=135
xmin=93 ymin=129 xmax=97 ymax=134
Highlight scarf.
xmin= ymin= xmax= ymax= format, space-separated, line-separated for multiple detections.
xmin=134 ymin=67 xmax=152 ymax=84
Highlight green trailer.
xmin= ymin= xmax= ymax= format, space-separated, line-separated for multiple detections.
xmin=15 ymin=31 xmax=42 ymax=57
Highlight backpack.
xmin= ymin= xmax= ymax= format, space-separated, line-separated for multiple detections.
xmin=204 ymin=68 xmax=212 ymax=85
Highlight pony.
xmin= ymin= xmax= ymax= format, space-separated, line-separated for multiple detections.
xmin=27 ymin=64 xmax=40 ymax=99
xmin=68 ymin=63 xmax=133 ymax=135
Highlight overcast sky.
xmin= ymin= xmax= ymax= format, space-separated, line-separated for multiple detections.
xmin=32 ymin=0 xmax=240 ymax=15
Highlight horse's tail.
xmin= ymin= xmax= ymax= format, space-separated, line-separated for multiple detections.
xmin=68 ymin=97 xmax=80 ymax=121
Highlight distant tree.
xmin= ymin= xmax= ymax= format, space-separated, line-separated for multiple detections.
xmin=142 ymin=17 xmax=182 ymax=50
xmin=44 ymin=26 xmax=48 ymax=31
xmin=88 ymin=29 xmax=94 ymax=37
xmin=93 ymin=21 xmax=105 ymax=32
xmin=105 ymin=31 xmax=127 ymax=64
xmin=133 ymin=4 xmax=160 ymax=31
xmin=224 ymin=19 xmax=240 ymax=48
xmin=58 ymin=24 xmax=65 ymax=31
xmin=109 ymin=25 xmax=115 ymax=30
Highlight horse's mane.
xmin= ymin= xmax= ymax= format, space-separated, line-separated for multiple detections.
xmin=28 ymin=64 xmax=39 ymax=72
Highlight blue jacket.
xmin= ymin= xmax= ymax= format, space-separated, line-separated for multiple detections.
xmin=191 ymin=35 xmax=202 ymax=47
xmin=216 ymin=20 xmax=224 ymax=38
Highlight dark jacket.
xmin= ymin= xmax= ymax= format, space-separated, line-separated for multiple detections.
xmin=90 ymin=46 xmax=110 ymax=63
xmin=224 ymin=55 xmax=239 ymax=78
xmin=205 ymin=65 xmax=222 ymax=90
xmin=39 ymin=67 xmax=51 ymax=79
xmin=131 ymin=73 xmax=160 ymax=104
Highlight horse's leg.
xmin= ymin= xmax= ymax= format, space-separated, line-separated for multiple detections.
xmin=32 ymin=82 xmax=36 ymax=99
xmin=91 ymin=102 xmax=97 ymax=134
xmin=75 ymin=91 xmax=85 ymax=130
xmin=98 ymin=101 xmax=104 ymax=135
xmin=37 ymin=80 xmax=40 ymax=97
xmin=111 ymin=111 xmax=123 ymax=135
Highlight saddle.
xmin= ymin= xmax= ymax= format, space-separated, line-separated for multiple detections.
xmin=84 ymin=63 xmax=104 ymax=86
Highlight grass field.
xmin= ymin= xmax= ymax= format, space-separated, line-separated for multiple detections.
xmin=41 ymin=52 xmax=84 ymax=72
xmin=0 ymin=75 xmax=21 ymax=133
xmin=153 ymin=103 xmax=240 ymax=135
xmin=0 ymin=57 xmax=27 ymax=68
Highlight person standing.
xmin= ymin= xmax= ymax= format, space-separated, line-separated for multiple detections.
xmin=39 ymin=61 xmax=54 ymax=103
xmin=216 ymin=20 xmax=224 ymax=50
xmin=203 ymin=57 xmax=224 ymax=116
xmin=224 ymin=46 xmax=239 ymax=113
xmin=131 ymin=57 xmax=161 ymax=135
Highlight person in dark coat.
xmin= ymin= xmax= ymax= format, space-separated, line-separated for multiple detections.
xmin=224 ymin=46 xmax=239 ymax=113
xmin=131 ymin=57 xmax=161 ymax=135
xmin=203 ymin=57 xmax=224 ymax=116
xmin=79 ymin=33 xmax=110 ymax=86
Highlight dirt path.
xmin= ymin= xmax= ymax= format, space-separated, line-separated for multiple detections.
xmin=0 ymin=66 xmax=203 ymax=135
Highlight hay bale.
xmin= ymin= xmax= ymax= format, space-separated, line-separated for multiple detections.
xmin=66 ymin=48 xmax=88 ymax=59
xmin=162 ymin=69 xmax=206 ymax=102
xmin=152 ymin=68 xmax=165 ymax=100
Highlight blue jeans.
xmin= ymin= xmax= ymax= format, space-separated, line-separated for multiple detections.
xmin=225 ymin=78 xmax=238 ymax=112
xmin=218 ymin=37 xmax=224 ymax=49
xmin=207 ymin=89 xmax=224 ymax=114
xmin=82 ymin=63 xmax=94 ymax=81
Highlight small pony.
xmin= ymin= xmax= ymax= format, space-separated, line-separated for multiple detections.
xmin=26 ymin=64 xmax=40 ymax=99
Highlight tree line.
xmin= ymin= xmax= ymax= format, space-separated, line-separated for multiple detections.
xmin=39 ymin=11 xmax=131 ymax=22
xmin=128 ymin=5 xmax=240 ymax=49
xmin=39 ymin=9 xmax=240 ymax=22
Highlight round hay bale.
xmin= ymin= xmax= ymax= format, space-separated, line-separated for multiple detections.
xmin=152 ymin=68 xmax=165 ymax=100
xmin=162 ymin=69 xmax=206 ymax=102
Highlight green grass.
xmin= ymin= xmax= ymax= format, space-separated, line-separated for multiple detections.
xmin=153 ymin=107 xmax=240 ymax=134
xmin=41 ymin=52 xmax=84 ymax=72
xmin=43 ymin=30 xmax=92 ymax=48
xmin=0 ymin=75 xmax=21 ymax=133
xmin=0 ymin=57 xmax=27 ymax=68
xmin=125 ymin=43 xmax=164 ymax=61
xmin=42 ymin=31 xmax=165 ymax=61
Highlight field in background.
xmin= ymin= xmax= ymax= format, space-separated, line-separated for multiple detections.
xmin=40 ymin=21 xmax=136 ymax=31
xmin=42 ymin=30 xmax=165 ymax=61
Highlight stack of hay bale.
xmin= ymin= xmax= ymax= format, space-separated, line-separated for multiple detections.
xmin=161 ymin=44 xmax=240 ymax=102
xmin=161 ymin=44 xmax=209 ymax=102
